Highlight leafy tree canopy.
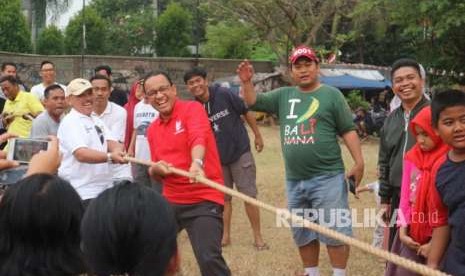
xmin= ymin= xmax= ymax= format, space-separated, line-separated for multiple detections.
xmin=155 ymin=2 xmax=192 ymax=57
xmin=202 ymin=21 xmax=253 ymax=59
xmin=104 ymin=10 xmax=157 ymax=56
xmin=345 ymin=0 xmax=465 ymax=83
xmin=64 ymin=8 xmax=107 ymax=55
xmin=0 ymin=0 xmax=32 ymax=53
xmin=92 ymin=0 xmax=153 ymax=18
xmin=204 ymin=0 xmax=355 ymax=64
xmin=36 ymin=25 xmax=64 ymax=55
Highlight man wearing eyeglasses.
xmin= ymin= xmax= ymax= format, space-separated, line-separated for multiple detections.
xmin=57 ymin=78 xmax=127 ymax=208
xmin=144 ymin=71 xmax=231 ymax=276
xmin=30 ymin=61 xmax=66 ymax=103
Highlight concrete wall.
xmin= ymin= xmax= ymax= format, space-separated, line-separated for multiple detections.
xmin=0 ymin=51 xmax=274 ymax=98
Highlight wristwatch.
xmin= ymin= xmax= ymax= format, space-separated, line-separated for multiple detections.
xmin=107 ymin=153 xmax=113 ymax=164
xmin=193 ymin=158 xmax=204 ymax=167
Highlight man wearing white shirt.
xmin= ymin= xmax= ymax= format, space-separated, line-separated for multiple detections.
xmin=91 ymin=74 xmax=132 ymax=182
xmin=30 ymin=61 xmax=66 ymax=102
xmin=57 ymin=78 xmax=127 ymax=207
xmin=94 ymin=65 xmax=128 ymax=107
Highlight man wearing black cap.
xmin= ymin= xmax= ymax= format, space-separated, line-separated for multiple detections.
xmin=239 ymin=46 xmax=364 ymax=276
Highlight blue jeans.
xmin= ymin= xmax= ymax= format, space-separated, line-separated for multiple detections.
xmin=286 ymin=172 xmax=352 ymax=246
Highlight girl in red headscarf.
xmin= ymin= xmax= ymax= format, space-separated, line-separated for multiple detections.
xmin=386 ymin=106 xmax=449 ymax=275
xmin=124 ymin=80 xmax=143 ymax=150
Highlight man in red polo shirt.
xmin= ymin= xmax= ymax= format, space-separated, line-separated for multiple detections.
xmin=145 ymin=71 xmax=230 ymax=276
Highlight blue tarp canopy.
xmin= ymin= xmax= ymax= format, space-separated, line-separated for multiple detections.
xmin=319 ymin=74 xmax=391 ymax=91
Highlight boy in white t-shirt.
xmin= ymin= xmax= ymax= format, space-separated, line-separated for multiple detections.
xmin=128 ymin=96 xmax=160 ymax=190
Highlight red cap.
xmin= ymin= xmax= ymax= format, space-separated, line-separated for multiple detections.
xmin=289 ymin=45 xmax=319 ymax=64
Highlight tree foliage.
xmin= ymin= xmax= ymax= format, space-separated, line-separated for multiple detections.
xmin=204 ymin=0 xmax=355 ymax=64
xmin=387 ymin=0 xmax=465 ymax=72
xmin=250 ymin=44 xmax=279 ymax=63
xmin=30 ymin=0 xmax=69 ymax=48
xmin=345 ymin=0 xmax=465 ymax=82
xmin=202 ymin=20 xmax=278 ymax=61
xmin=339 ymin=1 xmax=415 ymax=66
xmin=202 ymin=0 xmax=464 ymax=79
xmin=92 ymin=0 xmax=153 ymax=19
xmin=202 ymin=21 xmax=253 ymax=59
xmin=0 ymin=0 xmax=32 ymax=53
xmin=90 ymin=0 xmax=157 ymax=56
xmin=36 ymin=25 xmax=64 ymax=55
xmin=155 ymin=2 xmax=192 ymax=57
xmin=64 ymin=8 xmax=107 ymax=55
xmin=104 ymin=10 xmax=157 ymax=56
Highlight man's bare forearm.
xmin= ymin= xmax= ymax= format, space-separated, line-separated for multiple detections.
xmin=244 ymin=112 xmax=261 ymax=138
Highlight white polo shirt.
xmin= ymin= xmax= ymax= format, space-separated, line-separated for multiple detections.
xmin=92 ymin=102 xmax=132 ymax=181
xmin=57 ymin=108 xmax=115 ymax=200
xmin=30 ymin=82 xmax=66 ymax=102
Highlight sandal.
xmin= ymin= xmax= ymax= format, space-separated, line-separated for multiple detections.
xmin=253 ymin=243 xmax=270 ymax=251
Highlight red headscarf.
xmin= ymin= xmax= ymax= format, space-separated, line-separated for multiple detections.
xmin=124 ymin=81 xmax=141 ymax=150
xmin=405 ymin=106 xmax=449 ymax=244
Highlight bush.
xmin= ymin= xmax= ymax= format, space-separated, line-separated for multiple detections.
xmin=346 ymin=90 xmax=370 ymax=111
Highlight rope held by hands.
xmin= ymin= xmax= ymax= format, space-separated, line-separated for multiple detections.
xmin=124 ymin=156 xmax=450 ymax=276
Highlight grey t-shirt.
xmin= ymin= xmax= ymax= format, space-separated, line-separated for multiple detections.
xmin=30 ymin=111 xmax=61 ymax=138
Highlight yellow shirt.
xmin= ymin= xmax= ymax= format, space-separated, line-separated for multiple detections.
xmin=3 ymin=91 xmax=44 ymax=137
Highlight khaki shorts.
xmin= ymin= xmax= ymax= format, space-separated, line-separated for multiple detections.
xmin=222 ymin=151 xmax=257 ymax=201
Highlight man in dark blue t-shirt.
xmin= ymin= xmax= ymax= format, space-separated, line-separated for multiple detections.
xmin=184 ymin=67 xmax=268 ymax=250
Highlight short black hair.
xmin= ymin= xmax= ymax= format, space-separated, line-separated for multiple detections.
xmin=183 ymin=67 xmax=207 ymax=83
xmin=81 ymin=181 xmax=177 ymax=275
xmin=94 ymin=65 xmax=112 ymax=76
xmin=391 ymin=58 xmax=422 ymax=79
xmin=44 ymin=84 xmax=65 ymax=99
xmin=143 ymin=70 xmax=173 ymax=93
xmin=0 ymin=75 xmax=19 ymax=85
xmin=1 ymin=62 xmax=16 ymax=72
xmin=431 ymin=89 xmax=465 ymax=127
xmin=40 ymin=60 xmax=55 ymax=69
xmin=89 ymin=74 xmax=112 ymax=88
xmin=0 ymin=174 xmax=85 ymax=275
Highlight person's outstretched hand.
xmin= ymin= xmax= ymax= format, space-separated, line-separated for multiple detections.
xmin=236 ymin=59 xmax=254 ymax=83
xmin=26 ymin=136 xmax=61 ymax=176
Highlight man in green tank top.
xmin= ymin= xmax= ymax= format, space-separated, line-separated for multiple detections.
xmin=239 ymin=46 xmax=364 ymax=276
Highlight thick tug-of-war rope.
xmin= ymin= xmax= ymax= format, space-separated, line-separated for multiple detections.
xmin=124 ymin=156 xmax=450 ymax=276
